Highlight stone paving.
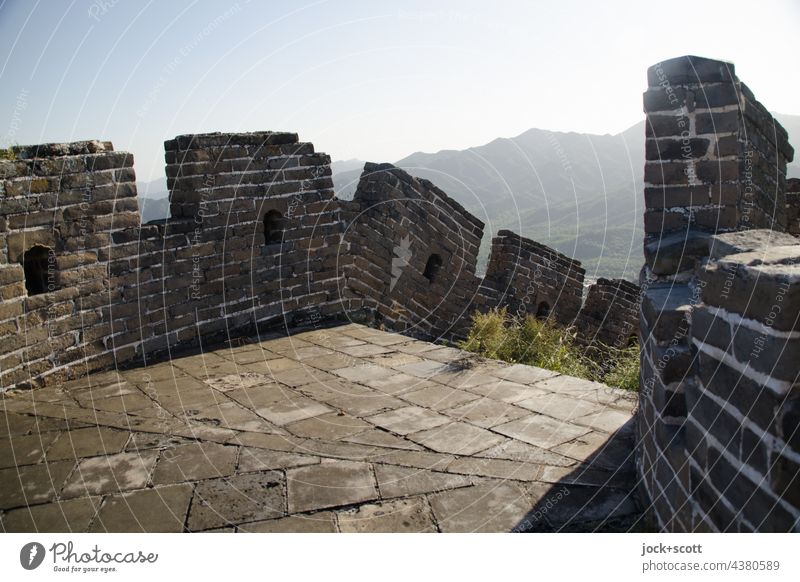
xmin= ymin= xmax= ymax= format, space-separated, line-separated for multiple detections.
xmin=0 ymin=324 xmax=641 ymax=532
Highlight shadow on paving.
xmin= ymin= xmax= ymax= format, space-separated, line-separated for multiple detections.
xmin=512 ymin=418 xmax=654 ymax=532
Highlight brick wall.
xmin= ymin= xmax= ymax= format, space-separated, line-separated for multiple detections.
xmin=481 ymin=229 xmax=586 ymax=327
xmin=1 ymin=133 xmax=641 ymax=390
xmin=574 ymin=277 xmax=640 ymax=349
xmin=342 ymin=163 xmax=484 ymax=340
xmin=0 ymin=141 xmax=138 ymax=389
xmin=638 ymin=55 xmax=799 ymax=532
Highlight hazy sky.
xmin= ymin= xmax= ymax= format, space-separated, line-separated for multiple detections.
xmin=1 ymin=0 xmax=798 ymax=182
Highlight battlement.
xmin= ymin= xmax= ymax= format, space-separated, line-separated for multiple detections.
xmin=0 ymin=129 xmax=638 ymax=390
xmin=638 ymin=55 xmax=799 ymax=532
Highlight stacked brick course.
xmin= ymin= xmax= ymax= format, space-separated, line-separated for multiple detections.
xmin=574 ymin=277 xmax=640 ymax=349
xmin=481 ymin=230 xmax=585 ymax=326
xmin=0 ymin=134 xmax=639 ymax=390
xmin=638 ymin=55 xmax=799 ymax=532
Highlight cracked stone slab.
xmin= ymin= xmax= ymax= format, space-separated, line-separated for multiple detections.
xmin=254 ymin=397 xmax=332 ymax=427
xmin=336 ymin=344 xmax=393 ymax=358
xmin=0 ymin=432 xmax=61 ymax=468
xmin=333 ymin=364 xmax=397 ymax=384
xmin=287 ymin=461 xmax=378 ymax=513
xmin=61 ymin=451 xmax=158 ymax=498
xmin=188 ymin=471 xmax=285 ymax=530
xmin=0 ymin=461 xmax=76 ymax=509
xmin=152 ymin=442 xmax=238 ymax=484
xmin=401 ymin=383 xmax=479 ymax=410
xmin=444 ymin=398 xmax=530 ymax=428
xmin=489 ymin=363 xmax=560 ymax=385
xmin=429 ymin=481 xmax=534 ymax=532
xmin=341 ymin=429 xmax=423 ymax=451
xmin=203 ymin=372 xmax=276 ymax=392
xmin=284 ymin=412 xmax=371 ymax=440
xmin=366 ymin=406 xmax=451 ymax=435
xmin=360 ymin=372 xmax=423 ymax=396
xmin=464 ymin=380 xmax=548 ymax=403
xmin=189 ymin=401 xmax=279 ymax=433
xmin=337 ymin=497 xmax=436 ymax=532
xmin=1 ymin=496 xmax=100 ymax=532
xmin=446 ymin=455 xmax=541 ymax=481
xmin=477 ymin=438 xmax=576 ymax=467
xmin=406 ymin=422 xmax=506 ymax=455
xmin=240 ymin=511 xmax=338 ymax=532
xmin=325 ymin=392 xmax=407 ymax=417
xmin=573 ymin=409 xmax=634 ymax=434
xmin=374 ymin=463 xmax=473 ymax=499
xmin=395 ymin=360 xmax=452 ymax=378
xmin=237 ymin=448 xmax=319 ymax=473
xmin=45 ymin=427 xmax=131 ymax=462
xmin=90 ymin=484 xmax=193 ymax=532
xmin=493 ymin=415 xmax=590 ymax=449
xmin=515 ymin=393 xmax=604 ymax=422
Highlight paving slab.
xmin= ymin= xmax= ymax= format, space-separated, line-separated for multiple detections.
xmin=374 ymin=463 xmax=474 ymax=499
xmin=254 ymin=397 xmax=332 ymax=427
xmin=152 ymin=442 xmax=238 ymax=484
xmin=515 ymin=393 xmax=604 ymax=421
xmin=0 ymin=323 xmax=640 ymax=532
xmin=366 ymin=406 xmax=451 ymax=435
xmin=90 ymin=484 xmax=193 ymax=532
xmin=0 ymin=432 xmax=61 ymax=468
xmin=337 ymin=497 xmax=436 ymax=532
xmin=240 ymin=512 xmax=338 ymax=532
xmin=493 ymin=415 xmax=591 ymax=449
xmin=188 ymin=471 xmax=285 ymax=530
xmin=284 ymin=412 xmax=371 ymax=440
xmin=287 ymin=461 xmax=378 ymax=513
xmin=45 ymin=427 xmax=131 ymax=461
xmin=61 ymin=451 xmax=158 ymax=498
xmin=237 ymin=448 xmax=319 ymax=473
xmin=401 ymin=383 xmax=479 ymax=410
xmin=0 ymin=461 xmax=76 ymax=509
xmin=444 ymin=398 xmax=530 ymax=428
xmin=429 ymin=481 xmax=534 ymax=532
xmin=407 ymin=422 xmax=507 ymax=455
xmin=1 ymin=496 xmax=101 ymax=532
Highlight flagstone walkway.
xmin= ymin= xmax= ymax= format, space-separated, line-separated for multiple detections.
xmin=0 ymin=324 xmax=641 ymax=532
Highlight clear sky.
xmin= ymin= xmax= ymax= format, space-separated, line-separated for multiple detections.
xmin=1 ymin=0 xmax=798 ymax=182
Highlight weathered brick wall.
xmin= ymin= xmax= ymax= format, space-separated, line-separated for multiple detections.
xmin=1 ymin=132 xmax=640 ymax=390
xmin=787 ymin=178 xmax=800 ymax=237
xmin=574 ymin=277 xmax=640 ymax=349
xmin=638 ymin=55 xmax=799 ymax=532
xmin=0 ymin=141 xmax=138 ymax=389
xmin=481 ymin=229 xmax=585 ymax=326
xmin=342 ymin=163 xmax=484 ymax=340
xmin=112 ymin=131 xmax=342 ymax=365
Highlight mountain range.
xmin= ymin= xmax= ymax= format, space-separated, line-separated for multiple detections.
xmin=138 ymin=113 xmax=800 ymax=280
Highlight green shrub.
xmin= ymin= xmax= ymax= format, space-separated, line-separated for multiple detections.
xmin=602 ymin=342 xmax=640 ymax=391
xmin=458 ymin=308 xmax=639 ymax=391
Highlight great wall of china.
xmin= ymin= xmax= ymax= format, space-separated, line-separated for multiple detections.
xmin=0 ymin=55 xmax=797 ymax=531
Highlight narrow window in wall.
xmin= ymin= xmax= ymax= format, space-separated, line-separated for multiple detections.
xmin=423 ymin=254 xmax=442 ymax=283
xmin=263 ymin=210 xmax=285 ymax=245
xmin=22 ymin=245 xmax=54 ymax=296
xmin=536 ymin=301 xmax=551 ymax=320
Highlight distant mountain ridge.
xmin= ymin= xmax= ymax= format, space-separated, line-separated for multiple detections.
xmin=333 ymin=113 xmax=799 ymax=280
xmin=137 ymin=114 xmax=800 ymax=280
